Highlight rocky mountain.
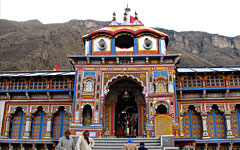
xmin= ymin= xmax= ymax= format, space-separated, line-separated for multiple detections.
xmin=0 ymin=19 xmax=240 ymax=71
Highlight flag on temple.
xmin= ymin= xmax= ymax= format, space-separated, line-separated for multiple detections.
xmin=54 ymin=65 xmax=61 ymax=71
xmin=130 ymin=16 xmax=142 ymax=24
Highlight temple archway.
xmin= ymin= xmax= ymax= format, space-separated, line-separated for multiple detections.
xmin=103 ymin=77 xmax=146 ymax=137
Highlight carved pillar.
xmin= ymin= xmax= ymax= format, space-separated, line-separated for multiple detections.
xmin=22 ymin=113 xmax=33 ymax=139
xmin=224 ymin=113 xmax=235 ymax=139
xmin=179 ymin=113 xmax=184 ymax=137
xmin=201 ymin=112 xmax=210 ymax=139
xmin=228 ymin=143 xmax=233 ymax=150
xmin=44 ymin=113 xmax=53 ymax=139
xmin=4 ymin=114 xmax=12 ymax=138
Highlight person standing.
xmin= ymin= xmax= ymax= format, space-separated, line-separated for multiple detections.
xmin=76 ymin=130 xmax=95 ymax=150
xmin=138 ymin=142 xmax=148 ymax=150
xmin=56 ymin=129 xmax=74 ymax=150
xmin=123 ymin=137 xmax=138 ymax=150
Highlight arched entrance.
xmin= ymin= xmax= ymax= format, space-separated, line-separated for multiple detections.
xmin=104 ymin=77 xmax=146 ymax=137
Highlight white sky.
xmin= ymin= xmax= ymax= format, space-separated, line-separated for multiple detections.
xmin=1 ymin=0 xmax=240 ymax=37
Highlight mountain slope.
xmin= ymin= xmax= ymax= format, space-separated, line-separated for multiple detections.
xmin=0 ymin=19 xmax=240 ymax=71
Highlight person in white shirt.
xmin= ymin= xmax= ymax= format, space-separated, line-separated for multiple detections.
xmin=76 ymin=130 xmax=95 ymax=150
xmin=56 ymin=129 xmax=74 ymax=150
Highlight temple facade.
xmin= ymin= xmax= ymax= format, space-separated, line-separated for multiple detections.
xmin=0 ymin=8 xmax=240 ymax=150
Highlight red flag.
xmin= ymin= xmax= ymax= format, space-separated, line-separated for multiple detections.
xmin=130 ymin=15 xmax=142 ymax=24
xmin=130 ymin=16 xmax=135 ymax=23
xmin=54 ymin=65 xmax=61 ymax=71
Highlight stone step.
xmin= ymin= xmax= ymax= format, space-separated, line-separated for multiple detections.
xmin=92 ymin=138 xmax=161 ymax=150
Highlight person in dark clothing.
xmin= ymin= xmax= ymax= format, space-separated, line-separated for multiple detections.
xmin=138 ymin=142 xmax=148 ymax=150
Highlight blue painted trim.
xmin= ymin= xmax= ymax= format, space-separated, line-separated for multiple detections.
xmin=174 ymin=80 xmax=178 ymax=116
xmin=89 ymin=40 xmax=92 ymax=55
xmin=0 ymin=89 xmax=74 ymax=93
xmin=189 ymin=109 xmax=193 ymax=138
xmin=112 ymin=38 xmax=115 ymax=55
xmin=212 ymin=110 xmax=218 ymax=138
xmin=176 ymin=86 xmax=240 ymax=91
xmin=18 ymin=112 xmax=24 ymax=139
xmin=59 ymin=110 xmax=64 ymax=137
xmin=237 ymin=109 xmax=240 ymax=137
xmin=158 ymin=38 xmax=161 ymax=55
xmin=39 ymin=111 xmax=44 ymax=139
xmin=72 ymin=72 xmax=77 ymax=114
xmin=134 ymin=37 xmax=137 ymax=55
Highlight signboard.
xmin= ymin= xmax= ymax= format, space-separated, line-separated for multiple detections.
xmin=155 ymin=114 xmax=172 ymax=137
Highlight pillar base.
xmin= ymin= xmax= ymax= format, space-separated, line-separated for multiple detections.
xmin=202 ymin=136 xmax=210 ymax=140
xmin=226 ymin=135 xmax=235 ymax=139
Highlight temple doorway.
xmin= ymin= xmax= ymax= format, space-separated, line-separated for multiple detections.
xmin=104 ymin=77 xmax=146 ymax=137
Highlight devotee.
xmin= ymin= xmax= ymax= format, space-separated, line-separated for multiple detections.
xmin=138 ymin=142 xmax=148 ymax=150
xmin=76 ymin=130 xmax=95 ymax=150
xmin=56 ymin=129 xmax=74 ymax=150
xmin=123 ymin=137 xmax=138 ymax=150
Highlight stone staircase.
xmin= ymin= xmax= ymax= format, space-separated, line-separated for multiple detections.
xmin=92 ymin=138 xmax=161 ymax=150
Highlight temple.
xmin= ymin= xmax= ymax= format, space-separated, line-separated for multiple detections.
xmin=0 ymin=7 xmax=240 ymax=150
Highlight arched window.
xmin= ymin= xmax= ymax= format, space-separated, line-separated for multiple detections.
xmin=29 ymin=79 xmax=47 ymax=90
xmin=156 ymin=104 xmax=167 ymax=114
xmin=10 ymin=79 xmax=26 ymax=90
xmin=155 ymin=80 xmax=167 ymax=93
xmin=182 ymin=106 xmax=202 ymax=139
xmin=207 ymin=105 xmax=225 ymax=139
xmin=31 ymin=107 xmax=47 ymax=139
xmin=83 ymin=105 xmax=92 ymax=126
xmin=10 ymin=107 xmax=26 ymax=139
xmin=231 ymin=105 xmax=240 ymax=138
xmin=84 ymin=80 xmax=94 ymax=92
xmin=52 ymin=107 xmax=69 ymax=139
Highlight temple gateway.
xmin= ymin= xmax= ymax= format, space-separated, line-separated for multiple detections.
xmin=0 ymin=7 xmax=240 ymax=150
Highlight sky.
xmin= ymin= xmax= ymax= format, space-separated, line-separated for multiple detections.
xmin=1 ymin=0 xmax=240 ymax=37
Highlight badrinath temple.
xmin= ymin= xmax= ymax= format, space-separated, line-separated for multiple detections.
xmin=0 ymin=8 xmax=240 ymax=150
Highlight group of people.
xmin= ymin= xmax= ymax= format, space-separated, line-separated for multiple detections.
xmin=56 ymin=129 xmax=94 ymax=150
xmin=56 ymin=129 xmax=148 ymax=150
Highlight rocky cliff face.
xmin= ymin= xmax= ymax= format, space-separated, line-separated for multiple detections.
xmin=0 ymin=19 xmax=240 ymax=71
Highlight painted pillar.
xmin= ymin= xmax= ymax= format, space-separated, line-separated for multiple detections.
xmin=224 ymin=113 xmax=235 ymax=139
xmin=201 ymin=112 xmax=210 ymax=139
xmin=44 ymin=113 xmax=53 ymax=139
xmin=228 ymin=143 xmax=233 ymax=150
xmin=109 ymin=104 xmax=115 ymax=136
xmin=4 ymin=114 xmax=12 ymax=138
xmin=22 ymin=113 xmax=33 ymax=139
xmin=137 ymin=104 xmax=145 ymax=136
xmin=179 ymin=114 xmax=184 ymax=137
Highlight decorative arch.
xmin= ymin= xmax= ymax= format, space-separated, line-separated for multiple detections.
xmin=206 ymin=105 xmax=225 ymax=139
xmin=231 ymin=104 xmax=240 ymax=138
xmin=154 ymin=75 xmax=168 ymax=93
xmin=8 ymin=105 xmax=28 ymax=115
xmin=31 ymin=106 xmax=47 ymax=140
xmin=154 ymin=101 xmax=169 ymax=114
xmin=104 ymin=74 xmax=146 ymax=96
xmin=83 ymin=75 xmax=95 ymax=93
xmin=52 ymin=106 xmax=70 ymax=139
xmin=182 ymin=105 xmax=202 ymax=139
xmin=10 ymin=107 xmax=26 ymax=139
xmin=82 ymin=104 xmax=92 ymax=126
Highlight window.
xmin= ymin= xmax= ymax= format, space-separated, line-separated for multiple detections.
xmin=229 ymin=75 xmax=240 ymax=87
xmin=175 ymin=77 xmax=179 ymax=88
xmin=31 ymin=108 xmax=47 ymax=139
xmin=10 ymin=108 xmax=26 ymax=139
xmin=10 ymin=79 xmax=26 ymax=90
xmin=0 ymin=80 xmax=7 ymax=90
xmin=206 ymin=76 xmax=225 ymax=87
xmin=52 ymin=107 xmax=69 ymax=139
xmin=84 ymin=80 xmax=94 ymax=92
xmin=182 ymin=76 xmax=202 ymax=88
xmin=29 ymin=79 xmax=47 ymax=90
xmin=51 ymin=79 xmax=69 ymax=89
xmin=155 ymin=80 xmax=167 ymax=93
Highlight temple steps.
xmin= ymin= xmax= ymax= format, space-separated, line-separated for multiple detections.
xmin=92 ymin=138 xmax=162 ymax=150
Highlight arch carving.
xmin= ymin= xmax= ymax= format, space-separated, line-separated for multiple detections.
xmin=206 ymin=104 xmax=225 ymax=113
xmin=104 ymin=74 xmax=146 ymax=96
xmin=8 ymin=105 xmax=28 ymax=115
xmin=180 ymin=104 xmax=201 ymax=115
xmin=30 ymin=105 xmax=49 ymax=114
xmin=52 ymin=105 xmax=71 ymax=114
